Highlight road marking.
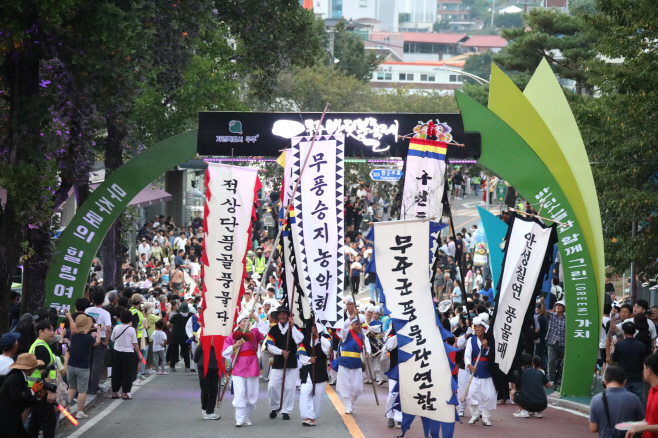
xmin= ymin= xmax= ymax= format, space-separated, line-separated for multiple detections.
xmin=547 ymin=404 xmax=589 ymax=418
xmin=326 ymin=384 xmax=366 ymax=438
xmin=65 ymin=374 xmax=157 ymax=437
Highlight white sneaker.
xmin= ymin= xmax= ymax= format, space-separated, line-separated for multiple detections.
xmin=483 ymin=419 xmax=492 ymax=426
xmin=204 ymin=413 xmax=220 ymax=420
xmin=245 ymin=419 xmax=252 ymax=426
xmin=132 ymin=379 xmax=142 ymax=386
xmin=75 ymin=411 xmax=88 ymax=419
xmin=458 ymin=411 xmax=464 ymax=417
xmin=469 ymin=416 xmax=479 ymax=425
xmin=236 ymin=422 xmax=244 ymax=427
xmin=530 ymin=412 xmax=543 ymax=418
xmin=513 ymin=410 xmax=530 ymax=418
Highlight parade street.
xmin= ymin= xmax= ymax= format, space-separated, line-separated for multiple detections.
xmin=56 ymin=365 xmax=590 ymax=438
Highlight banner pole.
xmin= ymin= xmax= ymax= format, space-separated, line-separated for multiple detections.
xmin=275 ymin=103 xmax=330 ymax=412
xmin=460 ymin=345 xmax=483 ymax=402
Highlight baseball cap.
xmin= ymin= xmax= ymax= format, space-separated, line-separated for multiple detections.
xmin=0 ymin=332 xmax=20 ymax=349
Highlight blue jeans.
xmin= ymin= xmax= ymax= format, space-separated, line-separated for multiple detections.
xmin=625 ymin=381 xmax=644 ymax=400
xmin=369 ymin=283 xmax=381 ymax=304
xmin=473 ymin=184 xmax=479 ymax=195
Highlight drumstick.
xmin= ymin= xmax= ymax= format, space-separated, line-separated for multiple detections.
xmin=460 ymin=346 xmax=483 ymax=403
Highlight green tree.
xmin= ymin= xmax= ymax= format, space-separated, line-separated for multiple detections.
xmin=462 ymin=51 xmax=493 ymax=84
xmin=573 ymin=0 xmax=658 ymax=276
xmin=320 ymin=19 xmax=381 ymax=83
xmin=494 ymin=8 xmax=596 ymax=93
xmin=463 ymin=0 xmax=490 ymax=21
xmin=494 ymin=12 xmax=523 ymax=29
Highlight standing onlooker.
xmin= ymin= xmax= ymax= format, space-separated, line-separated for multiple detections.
xmin=151 ymin=320 xmax=168 ymax=375
xmin=444 ymin=273 xmax=454 ymax=300
xmin=85 ymin=291 xmax=111 ymax=394
xmin=609 ymin=321 xmax=648 ymax=399
xmin=589 ymin=366 xmax=644 ymax=438
xmin=350 ymin=255 xmax=363 ymax=295
xmin=535 ymin=303 xmax=549 ymax=371
xmin=68 ymin=315 xmax=103 ymax=419
xmin=137 ymin=238 xmax=151 ymax=259
xmin=539 ymin=296 xmax=566 ymax=385
xmin=168 ymin=302 xmax=193 ymax=372
xmin=0 ymin=333 xmax=20 ymax=375
xmin=434 ymin=267 xmax=445 ymax=301
xmin=451 ymin=279 xmax=463 ymax=304
xmin=625 ymin=353 xmax=658 ymax=438
xmin=111 ymin=311 xmax=140 ymax=400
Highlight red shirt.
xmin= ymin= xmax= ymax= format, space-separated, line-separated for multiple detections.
xmin=645 ymin=385 xmax=658 ymax=438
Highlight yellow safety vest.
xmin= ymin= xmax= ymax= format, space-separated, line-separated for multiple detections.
xmin=255 ymin=256 xmax=266 ymax=274
xmin=130 ymin=307 xmax=144 ymax=338
xmin=28 ymin=339 xmax=57 ymax=386
xmin=246 ymin=258 xmax=254 ymax=274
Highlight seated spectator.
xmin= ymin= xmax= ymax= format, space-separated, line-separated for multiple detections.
xmin=589 ymin=365 xmax=644 ymax=437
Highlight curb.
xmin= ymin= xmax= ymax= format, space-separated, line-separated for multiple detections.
xmin=547 ymin=394 xmax=591 ymax=415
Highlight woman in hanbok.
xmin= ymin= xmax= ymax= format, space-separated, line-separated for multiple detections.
xmin=222 ymin=310 xmax=268 ymax=426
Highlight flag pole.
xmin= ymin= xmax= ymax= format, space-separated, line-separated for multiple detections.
xmin=276 ymin=103 xmax=330 ymax=413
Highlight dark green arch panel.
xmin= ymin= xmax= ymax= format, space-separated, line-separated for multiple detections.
xmin=456 ymin=92 xmax=598 ymax=397
xmin=44 ymin=130 xmax=198 ymax=310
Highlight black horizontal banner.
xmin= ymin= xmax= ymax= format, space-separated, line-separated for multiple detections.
xmin=197 ymin=112 xmax=480 ymax=159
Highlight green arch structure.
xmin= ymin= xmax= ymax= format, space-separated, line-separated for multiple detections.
xmin=44 ymin=130 xmax=198 ymax=311
xmin=457 ymin=85 xmax=600 ymax=396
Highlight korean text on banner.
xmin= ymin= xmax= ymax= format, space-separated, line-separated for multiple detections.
xmin=494 ymin=216 xmax=553 ymax=374
xmin=292 ymin=135 xmax=345 ymax=328
xmin=401 ymin=138 xmax=447 ymax=220
xmin=375 ymin=219 xmax=455 ymax=423
xmin=202 ymin=163 xmax=258 ymax=337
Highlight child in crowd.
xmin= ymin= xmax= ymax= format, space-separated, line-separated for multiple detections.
xmin=152 ymin=320 xmax=168 ymax=375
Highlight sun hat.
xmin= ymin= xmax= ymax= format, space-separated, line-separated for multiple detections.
xmin=10 ymin=353 xmax=44 ymax=370
xmin=75 ymin=314 xmax=93 ymax=332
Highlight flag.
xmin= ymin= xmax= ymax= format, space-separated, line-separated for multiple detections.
xmin=401 ymin=138 xmax=447 ymax=220
xmin=375 ymin=219 xmax=457 ymax=437
xmin=200 ymin=163 xmax=260 ymax=375
xmin=491 ymin=212 xmax=557 ymax=374
xmin=291 ymin=135 xmax=345 ymax=328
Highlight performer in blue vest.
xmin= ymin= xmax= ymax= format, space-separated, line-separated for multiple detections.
xmin=336 ymin=314 xmax=371 ymax=414
xmin=463 ymin=316 xmax=496 ymax=426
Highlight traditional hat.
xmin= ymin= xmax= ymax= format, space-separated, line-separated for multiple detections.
xmin=366 ymin=305 xmax=375 ymax=313
xmin=344 ymin=296 xmax=355 ymax=304
xmin=272 ymin=305 xmax=291 ymax=319
xmin=479 ymin=312 xmax=490 ymax=324
xmin=373 ymin=306 xmax=381 ymax=314
xmin=351 ymin=314 xmax=366 ymax=324
xmin=10 ymin=353 xmax=44 ymax=370
xmin=236 ymin=311 xmax=250 ymax=324
xmin=438 ymin=299 xmax=453 ymax=313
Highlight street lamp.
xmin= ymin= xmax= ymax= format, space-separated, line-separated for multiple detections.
xmin=433 ymin=67 xmax=490 ymax=85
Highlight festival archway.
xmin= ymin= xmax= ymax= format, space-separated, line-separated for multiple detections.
xmin=44 ymin=61 xmax=603 ymax=397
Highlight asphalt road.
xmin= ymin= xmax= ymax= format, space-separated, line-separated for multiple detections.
xmin=56 ymin=368 xmax=590 ymax=438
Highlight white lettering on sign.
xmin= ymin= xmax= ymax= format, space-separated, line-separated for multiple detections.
xmin=303 ymin=118 xmax=398 ymax=152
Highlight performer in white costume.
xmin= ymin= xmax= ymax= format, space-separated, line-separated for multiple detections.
xmin=336 ymin=315 xmax=371 ymax=414
xmin=222 ymin=311 xmax=269 ymax=426
xmin=298 ymin=321 xmax=332 ymax=426
xmin=265 ymin=306 xmax=304 ymax=420
xmin=464 ymin=317 xmax=496 ymax=426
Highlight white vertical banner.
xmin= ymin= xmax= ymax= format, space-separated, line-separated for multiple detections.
xmin=292 ymin=135 xmax=345 ymax=328
xmin=282 ymin=149 xmax=312 ymax=326
xmin=202 ymin=163 xmax=258 ymax=337
xmin=494 ymin=217 xmax=553 ymax=374
xmin=375 ymin=219 xmax=455 ymax=423
xmin=401 ymin=138 xmax=447 ymax=220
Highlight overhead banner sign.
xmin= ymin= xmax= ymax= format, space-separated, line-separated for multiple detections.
xmin=375 ymin=219 xmax=455 ymax=426
xmin=401 ymin=138 xmax=447 ymax=220
xmin=197 ymin=112 xmax=480 ymax=159
xmin=201 ymin=163 xmax=260 ymax=372
xmin=492 ymin=214 xmax=555 ymax=374
xmin=292 ymin=135 xmax=345 ymax=328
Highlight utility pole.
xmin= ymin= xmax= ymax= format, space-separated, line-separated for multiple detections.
xmin=491 ymin=0 xmax=496 ymax=27
xmin=328 ymin=29 xmax=335 ymax=66
xmin=631 ymin=220 xmax=637 ymax=302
